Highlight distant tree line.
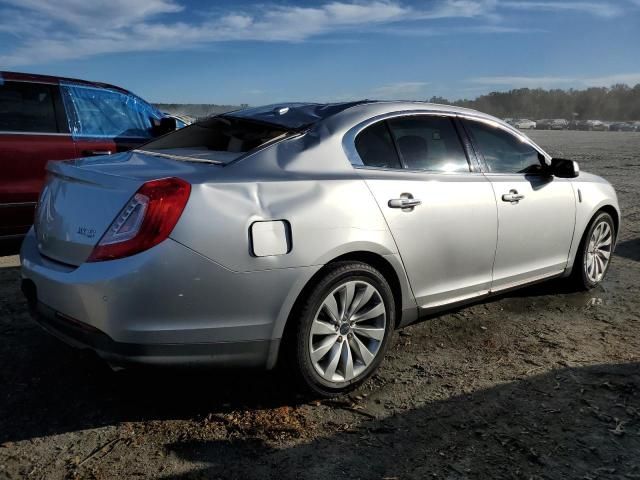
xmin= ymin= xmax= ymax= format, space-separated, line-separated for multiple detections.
xmin=428 ymin=84 xmax=640 ymax=120
xmin=155 ymin=84 xmax=640 ymax=121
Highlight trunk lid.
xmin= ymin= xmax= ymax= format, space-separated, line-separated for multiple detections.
xmin=35 ymin=150 xmax=214 ymax=266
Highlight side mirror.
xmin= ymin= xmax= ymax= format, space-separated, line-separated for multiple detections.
xmin=550 ymin=158 xmax=579 ymax=178
xmin=151 ymin=116 xmax=177 ymax=137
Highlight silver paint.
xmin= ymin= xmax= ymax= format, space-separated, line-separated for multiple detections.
xmin=21 ymin=101 xmax=620 ymax=369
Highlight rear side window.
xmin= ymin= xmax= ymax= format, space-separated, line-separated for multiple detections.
xmin=465 ymin=120 xmax=541 ymax=173
xmin=354 ymin=121 xmax=402 ymax=169
xmin=61 ymin=84 xmax=160 ymax=139
xmin=387 ymin=116 xmax=469 ymax=172
xmin=0 ymin=81 xmax=58 ymax=133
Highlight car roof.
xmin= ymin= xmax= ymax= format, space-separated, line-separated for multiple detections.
xmin=223 ymin=101 xmax=373 ymax=130
xmin=224 ymin=100 xmax=501 ymax=130
xmin=0 ymin=71 xmax=131 ymax=95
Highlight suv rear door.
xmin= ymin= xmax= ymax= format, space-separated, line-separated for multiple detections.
xmin=59 ymin=83 xmax=161 ymax=159
xmin=0 ymin=79 xmax=76 ymax=238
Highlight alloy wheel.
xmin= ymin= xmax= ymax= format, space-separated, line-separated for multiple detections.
xmin=308 ymin=280 xmax=386 ymax=383
xmin=585 ymin=220 xmax=613 ymax=283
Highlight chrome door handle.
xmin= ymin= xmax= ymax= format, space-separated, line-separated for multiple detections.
xmin=388 ymin=197 xmax=422 ymax=209
xmin=502 ymin=189 xmax=525 ymax=203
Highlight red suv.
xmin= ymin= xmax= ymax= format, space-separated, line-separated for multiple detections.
xmin=0 ymin=71 xmax=176 ymax=246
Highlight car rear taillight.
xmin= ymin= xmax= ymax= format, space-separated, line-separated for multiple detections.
xmin=87 ymin=177 xmax=191 ymax=262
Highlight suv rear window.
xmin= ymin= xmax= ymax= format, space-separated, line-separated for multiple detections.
xmin=141 ymin=116 xmax=288 ymax=164
xmin=0 ymin=81 xmax=58 ymax=133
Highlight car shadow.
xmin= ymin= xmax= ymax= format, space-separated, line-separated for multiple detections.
xmin=0 ymin=255 xmax=630 ymax=452
xmin=159 ymin=362 xmax=639 ymax=479
xmin=0 ymin=331 xmax=302 ymax=445
xmin=615 ymin=238 xmax=640 ymax=262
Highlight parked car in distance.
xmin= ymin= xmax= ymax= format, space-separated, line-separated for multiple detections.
xmin=21 ymin=101 xmax=619 ymax=397
xmin=536 ymin=119 xmax=552 ymax=130
xmin=0 ymin=71 xmax=178 ymax=243
xmin=573 ymin=120 xmax=590 ymax=130
xmin=550 ymin=119 xmax=569 ymax=130
xmin=575 ymin=120 xmax=608 ymax=131
xmin=609 ymin=122 xmax=635 ymax=132
xmin=588 ymin=120 xmax=608 ymax=131
xmin=514 ymin=119 xmax=536 ymax=130
xmin=165 ymin=113 xmax=195 ymax=129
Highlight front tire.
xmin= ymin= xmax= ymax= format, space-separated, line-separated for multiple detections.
xmin=573 ymin=211 xmax=615 ymax=290
xmin=288 ymin=261 xmax=395 ymax=397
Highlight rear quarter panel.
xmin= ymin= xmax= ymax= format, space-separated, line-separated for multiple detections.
xmin=169 ymin=133 xmax=400 ymax=273
xmin=169 ymin=132 xmax=418 ymax=337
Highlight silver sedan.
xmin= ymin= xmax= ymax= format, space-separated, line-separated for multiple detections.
xmin=21 ymin=101 xmax=619 ymax=396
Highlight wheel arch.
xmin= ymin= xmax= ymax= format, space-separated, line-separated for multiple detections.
xmin=579 ymin=204 xmax=620 ymax=251
xmin=273 ymin=250 xmax=414 ymax=369
xmin=566 ymin=203 xmax=620 ymax=278
xmin=597 ymin=204 xmax=619 ymax=236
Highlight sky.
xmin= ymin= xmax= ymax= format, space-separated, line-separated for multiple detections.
xmin=1 ymin=0 xmax=639 ymax=104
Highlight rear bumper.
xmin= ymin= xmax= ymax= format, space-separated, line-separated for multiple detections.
xmin=25 ymin=295 xmax=275 ymax=367
xmin=20 ymin=229 xmax=320 ymax=368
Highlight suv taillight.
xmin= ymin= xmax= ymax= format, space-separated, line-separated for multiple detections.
xmin=87 ymin=177 xmax=191 ymax=262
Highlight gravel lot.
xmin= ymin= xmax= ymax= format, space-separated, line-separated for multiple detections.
xmin=1 ymin=131 xmax=639 ymax=480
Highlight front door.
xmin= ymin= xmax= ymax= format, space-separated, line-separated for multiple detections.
xmin=462 ymin=118 xmax=575 ymax=291
xmin=352 ymin=114 xmax=498 ymax=310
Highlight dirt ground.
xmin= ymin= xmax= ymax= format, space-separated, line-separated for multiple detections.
xmin=0 ymin=131 xmax=639 ymax=480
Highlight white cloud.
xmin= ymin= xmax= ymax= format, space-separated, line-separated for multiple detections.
xmin=582 ymin=73 xmax=640 ymax=87
xmin=379 ymin=24 xmax=544 ymax=35
xmin=502 ymin=1 xmax=623 ymax=18
xmin=0 ymin=0 xmax=514 ymax=65
xmin=471 ymin=76 xmax=576 ymax=87
xmin=470 ymin=73 xmax=640 ymax=88
xmin=371 ymin=81 xmax=429 ymax=98
xmin=0 ymin=0 xmax=635 ymax=66
xmin=0 ymin=0 xmax=183 ymax=29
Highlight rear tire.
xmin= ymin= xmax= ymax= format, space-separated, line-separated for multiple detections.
xmin=287 ymin=261 xmax=395 ymax=398
xmin=572 ymin=211 xmax=615 ymax=290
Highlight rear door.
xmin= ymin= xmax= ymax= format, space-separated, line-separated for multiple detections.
xmin=350 ymin=114 xmax=498 ymax=310
xmin=462 ymin=118 xmax=575 ymax=291
xmin=0 ymin=80 xmax=76 ymax=238
xmin=60 ymin=83 xmax=160 ymax=159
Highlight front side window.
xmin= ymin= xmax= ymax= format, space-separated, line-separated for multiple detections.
xmin=465 ymin=120 xmax=542 ymax=174
xmin=0 ymin=81 xmax=57 ymax=133
xmin=387 ymin=116 xmax=469 ymax=172
xmin=61 ymin=83 xmax=160 ymax=138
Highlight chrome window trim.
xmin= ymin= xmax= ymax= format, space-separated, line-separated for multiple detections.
xmin=0 ymin=78 xmax=57 ymax=86
xmin=456 ymin=113 xmax=552 ymax=166
xmin=0 ymin=201 xmax=37 ymax=208
xmin=0 ymin=131 xmax=71 ymax=137
xmin=343 ymin=110 xmax=460 ymax=169
xmin=342 ymin=109 xmax=549 ymax=174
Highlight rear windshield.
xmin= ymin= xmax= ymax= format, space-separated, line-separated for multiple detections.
xmin=140 ymin=116 xmax=288 ymax=164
